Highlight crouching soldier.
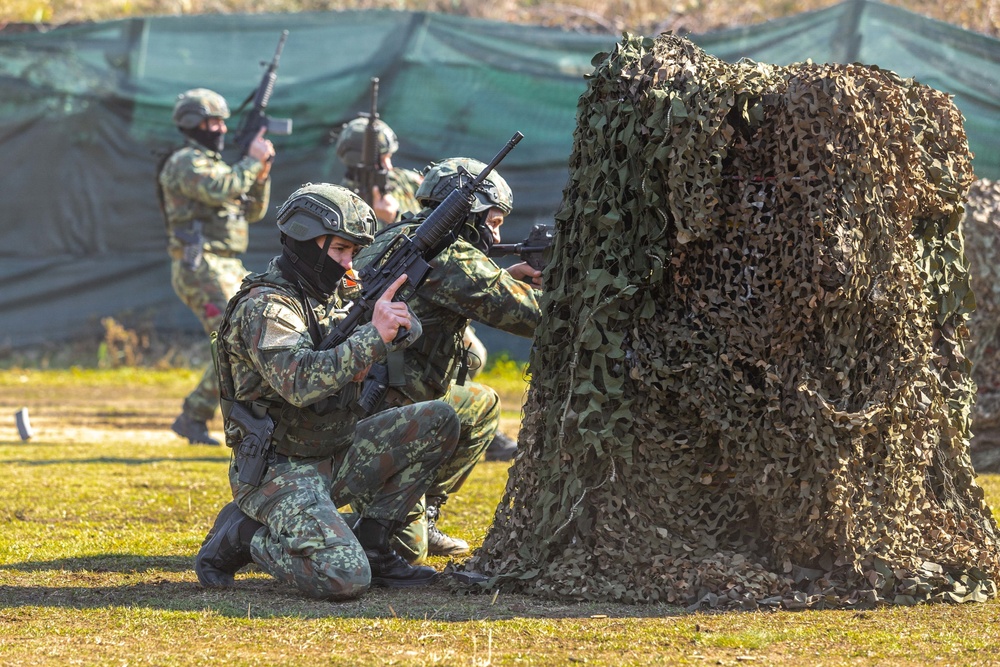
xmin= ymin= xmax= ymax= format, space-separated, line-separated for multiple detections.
xmin=353 ymin=158 xmax=542 ymax=562
xmin=194 ymin=183 xmax=460 ymax=599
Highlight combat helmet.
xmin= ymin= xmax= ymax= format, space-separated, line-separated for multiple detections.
xmin=336 ymin=117 xmax=399 ymax=166
xmin=276 ymin=183 xmax=377 ymax=247
xmin=416 ymin=158 xmax=513 ymax=215
xmin=172 ymin=88 xmax=230 ymax=130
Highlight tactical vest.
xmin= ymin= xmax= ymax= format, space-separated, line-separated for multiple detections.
xmin=213 ymin=267 xmax=360 ymax=459
xmin=403 ymin=309 xmax=468 ymax=400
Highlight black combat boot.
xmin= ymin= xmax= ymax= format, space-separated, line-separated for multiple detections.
xmin=426 ymin=495 xmax=469 ymax=556
xmin=195 ymin=501 xmax=264 ymax=588
xmin=171 ymin=412 xmax=220 ymax=445
xmin=484 ymin=432 xmax=516 ymax=461
xmin=354 ymin=518 xmax=439 ymax=587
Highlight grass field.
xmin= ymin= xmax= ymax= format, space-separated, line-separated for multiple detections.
xmin=1 ymin=367 xmax=1000 ymax=665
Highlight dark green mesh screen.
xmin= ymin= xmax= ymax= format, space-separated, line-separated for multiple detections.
xmin=0 ymin=1 xmax=997 ymax=349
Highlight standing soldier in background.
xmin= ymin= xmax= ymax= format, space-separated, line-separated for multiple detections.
xmin=336 ymin=116 xmax=515 ymax=461
xmin=335 ymin=115 xmax=422 ymax=227
xmin=353 ymin=157 xmax=542 ymax=560
xmin=157 ymin=88 xmax=276 ymax=445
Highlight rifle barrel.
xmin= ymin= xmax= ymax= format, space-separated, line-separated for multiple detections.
xmin=473 ymin=132 xmax=523 ymax=188
xmin=274 ymin=30 xmax=289 ymax=60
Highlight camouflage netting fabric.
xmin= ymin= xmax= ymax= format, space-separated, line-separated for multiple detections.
xmin=463 ymin=34 xmax=1000 ymax=609
xmin=963 ymin=179 xmax=1000 ymax=471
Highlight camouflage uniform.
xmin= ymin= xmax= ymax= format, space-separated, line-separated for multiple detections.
xmin=354 ymin=218 xmax=541 ymax=559
xmin=159 ymin=116 xmax=270 ymax=427
xmin=217 ymin=258 xmax=459 ymax=598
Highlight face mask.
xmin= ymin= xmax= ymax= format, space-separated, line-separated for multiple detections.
xmin=184 ymin=127 xmax=224 ymax=153
xmin=280 ymin=236 xmax=347 ymax=298
xmin=460 ymin=210 xmax=495 ymax=254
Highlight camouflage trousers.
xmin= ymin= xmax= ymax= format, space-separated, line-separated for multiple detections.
xmin=228 ymin=400 xmax=460 ymax=600
xmin=171 ymin=254 xmax=249 ymax=422
xmin=357 ymin=380 xmax=499 ymax=562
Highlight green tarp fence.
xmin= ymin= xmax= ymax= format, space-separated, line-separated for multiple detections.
xmin=0 ymin=0 xmax=997 ymax=353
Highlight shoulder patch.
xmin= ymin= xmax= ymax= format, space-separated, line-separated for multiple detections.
xmin=260 ymin=301 xmax=307 ymax=350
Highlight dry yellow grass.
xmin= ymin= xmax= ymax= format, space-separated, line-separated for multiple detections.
xmin=3 ymin=0 xmax=999 ymax=39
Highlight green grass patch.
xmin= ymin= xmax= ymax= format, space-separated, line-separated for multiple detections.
xmin=2 ymin=369 xmax=1000 ymax=665
xmin=478 ymin=353 xmax=532 ymax=406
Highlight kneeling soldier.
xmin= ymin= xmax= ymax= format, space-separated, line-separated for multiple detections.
xmin=195 ymin=183 xmax=460 ymax=599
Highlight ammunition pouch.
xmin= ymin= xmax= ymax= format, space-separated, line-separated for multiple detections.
xmin=309 ymin=381 xmax=363 ymax=416
xmin=411 ymin=324 xmax=466 ymax=396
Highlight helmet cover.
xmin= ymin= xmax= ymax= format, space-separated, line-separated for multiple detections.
xmin=336 ymin=116 xmax=399 ymax=166
xmin=172 ymin=88 xmax=230 ymax=130
xmin=276 ymin=183 xmax=377 ymax=247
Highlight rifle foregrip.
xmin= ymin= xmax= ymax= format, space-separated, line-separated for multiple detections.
xmin=414 ymin=191 xmax=476 ymax=253
xmin=488 ymin=244 xmax=517 ymax=258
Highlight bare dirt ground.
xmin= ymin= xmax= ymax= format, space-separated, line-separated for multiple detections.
xmin=0 ymin=374 xmax=198 ymax=447
xmin=0 ymin=369 xmax=525 ymax=450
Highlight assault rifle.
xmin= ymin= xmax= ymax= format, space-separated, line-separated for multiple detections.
xmin=232 ymin=30 xmax=293 ymax=158
xmin=319 ymin=131 xmax=523 ymax=352
xmin=318 ymin=132 xmax=525 ymax=415
xmin=488 ymin=223 xmax=554 ymax=272
xmin=355 ymin=77 xmax=388 ymax=207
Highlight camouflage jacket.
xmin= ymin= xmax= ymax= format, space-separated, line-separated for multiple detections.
xmin=158 ymin=138 xmax=270 ymax=258
xmin=343 ymin=167 xmax=422 ymax=229
xmin=354 ymin=218 xmax=541 ymax=402
xmin=218 ymin=258 xmax=418 ymax=458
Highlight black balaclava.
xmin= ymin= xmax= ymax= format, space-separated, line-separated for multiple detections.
xmin=278 ymin=234 xmax=347 ymax=299
xmin=460 ymin=210 xmax=495 ymax=254
xmin=183 ymin=127 xmax=224 ymax=153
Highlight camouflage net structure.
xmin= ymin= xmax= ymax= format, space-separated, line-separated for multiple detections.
xmin=963 ymin=179 xmax=1000 ymax=470
xmin=464 ymin=34 xmax=1000 ymax=609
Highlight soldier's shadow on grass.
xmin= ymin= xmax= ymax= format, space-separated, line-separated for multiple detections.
xmin=0 ymin=580 xmax=299 ymax=616
xmin=4 ymin=554 xmax=194 ymax=573
xmin=0 ymin=556 xmax=687 ymax=619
